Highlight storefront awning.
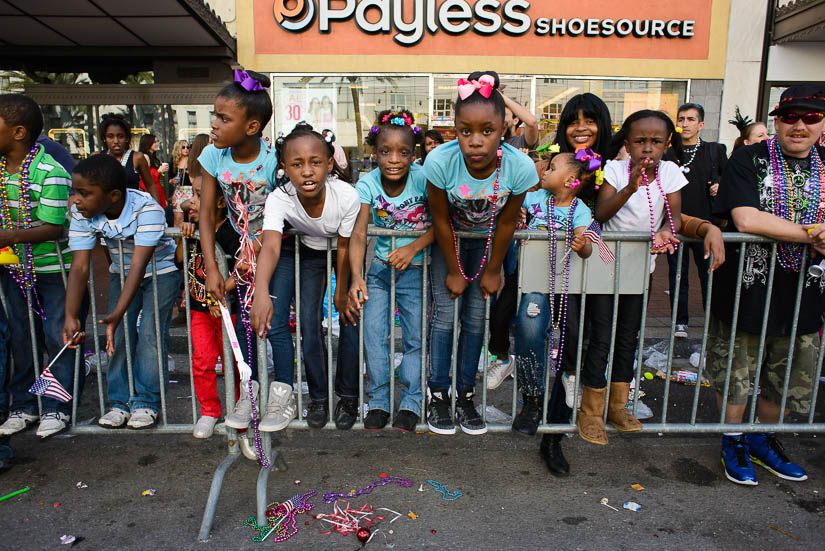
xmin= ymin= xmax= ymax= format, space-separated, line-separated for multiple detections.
xmin=0 ymin=0 xmax=235 ymax=78
xmin=773 ymin=0 xmax=825 ymax=43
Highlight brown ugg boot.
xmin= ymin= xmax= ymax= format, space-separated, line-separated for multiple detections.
xmin=606 ymin=382 xmax=643 ymax=432
xmin=577 ymin=386 xmax=608 ymax=445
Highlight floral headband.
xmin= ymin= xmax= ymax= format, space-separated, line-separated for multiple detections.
xmin=369 ymin=112 xmax=421 ymax=135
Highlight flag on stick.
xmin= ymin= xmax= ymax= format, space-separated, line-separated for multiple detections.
xmin=28 ymin=367 xmax=72 ymax=403
xmin=583 ymin=220 xmax=615 ymax=264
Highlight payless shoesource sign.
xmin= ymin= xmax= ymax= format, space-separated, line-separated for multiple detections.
xmin=238 ymin=0 xmax=731 ymax=78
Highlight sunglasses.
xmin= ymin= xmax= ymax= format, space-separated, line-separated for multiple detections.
xmin=181 ymin=145 xmax=189 ymax=149
xmin=778 ymin=112 xmax=825 ymax=125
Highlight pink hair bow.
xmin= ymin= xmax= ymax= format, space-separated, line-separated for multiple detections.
xmin=457 ymin=75 xmax=495 ymax=101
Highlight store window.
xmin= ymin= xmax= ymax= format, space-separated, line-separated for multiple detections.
xmin=535 ymin=78 xmax=687 ymax=145
xmin=272 ymin=75 xmax=430 ymax=180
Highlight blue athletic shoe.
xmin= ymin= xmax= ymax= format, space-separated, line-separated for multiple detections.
xmin=746 ymin=433 xmax=808 ymax=482
xmin=721 ymin=435 xmax=758 ymax=486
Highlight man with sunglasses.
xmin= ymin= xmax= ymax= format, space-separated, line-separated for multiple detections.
xmin=708 ymin=84 xmax=825 ymax=486
xmin=665 ymin=103 xmax=728 ymax=338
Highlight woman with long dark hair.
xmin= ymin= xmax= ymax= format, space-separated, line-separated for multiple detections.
xmin=138 ymin=133 xmax=167 ymax=208
xmin=98 ymin=113 xmax=159 ymax=203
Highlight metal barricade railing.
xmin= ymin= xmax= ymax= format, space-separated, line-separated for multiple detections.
xmin=1 ymin=227 xmax=824 ymax=541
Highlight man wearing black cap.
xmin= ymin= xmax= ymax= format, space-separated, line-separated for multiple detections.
xmin=709 ymin=84 xmax=825 ymax=486
xmin=666 ymin=103 xmax=727 ymax=338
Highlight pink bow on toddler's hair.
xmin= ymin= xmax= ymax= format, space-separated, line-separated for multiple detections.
xmin=457 ymin=75 xmax=495 ymax=101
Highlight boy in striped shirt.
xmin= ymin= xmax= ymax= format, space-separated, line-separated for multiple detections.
xmin=0 ymin=94 xmax=88 ymax=439
xmin=64 ymin=154 xmax=181 ymax=430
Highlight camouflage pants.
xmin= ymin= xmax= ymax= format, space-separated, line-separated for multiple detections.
xmin=707 ymin=314 xmax=819 ymax=414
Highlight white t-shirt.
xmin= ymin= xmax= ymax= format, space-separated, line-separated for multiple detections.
xmin=262 ymin=176 xmax=360 ymax=250
xmin=603 ymin=158 xmax=687 ymax=271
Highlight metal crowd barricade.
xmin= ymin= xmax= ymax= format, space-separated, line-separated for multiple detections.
xmin=2 ymin=227 xmax=824 ymax=542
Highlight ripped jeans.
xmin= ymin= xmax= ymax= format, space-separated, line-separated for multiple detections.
xmin=514 ymin=292 xmax=581 ymax=397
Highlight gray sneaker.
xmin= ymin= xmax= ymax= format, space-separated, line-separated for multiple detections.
xmin=259 ymin=381 xmax=296 ymax=432
xmin=0 ymin=411 xmax=39 ymax=436
xmin=36 ymin=412 xmax=70 ymax=438
xmin=226 ymin=380 xmax=260 ymax=429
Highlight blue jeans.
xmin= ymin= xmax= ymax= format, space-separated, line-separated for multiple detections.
xmin=234 ymin=252 xmax=296 ymax=386
xmin=300 ymin=248 xmax=358 ymax=401
xmin=3 ymin=271 xmax=88 ymax=415
xmin=363 ymin=260 xmax=424 ymax=415
xmin=429 ymin=241 xmax=489 ymax=391
xmin=107 ymin=270 xmax=181 ymax=413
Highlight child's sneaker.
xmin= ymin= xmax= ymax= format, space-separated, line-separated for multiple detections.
xmin=392 ymin=410 xmax=419 ymax=433
xmin=455 ymin=389 xmax=487 ymax=435
xmin=127 ymin=408 xmax=158 ymax=430
xmin=486 ymin=355 xmax=514 ymax=390
xmin=226 ymin=380 xmax=259 ymax=429
xmin=512 ymin=395 xmax=541 ymax=436
xmin=721 ymin=434 xmax=757 ymax=486
xmin=746 ymin=433 xmax=808 ymax=481
xmin=0 ymin=411 xmax=39 ymax=436
xmin=193 ymin=415 xmax=218 ymax=438
xmin=364 ymin=409 xmax=390 ymax=431
xmin=98 ymin=408 xmax=130 ymax=429
xmin=427 ymin=388 xmax=455 ymax=435
xmin=36 ymin=412 xmax=69 ymax=438
xmin=561 ymin=372 xmax=578 ymax=409
xmin=260 ymin=382 xmax=296 ymax=432
xmin=306 ymin=400 xmax=329 ymax=429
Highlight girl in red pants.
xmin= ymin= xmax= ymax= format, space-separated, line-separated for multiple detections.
xmin=176 ymin=178 xmax=240 ymax=438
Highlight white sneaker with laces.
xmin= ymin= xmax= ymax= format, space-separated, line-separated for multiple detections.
xmin=37 ymin=412 xmax=70 ymax=438
xmin=562 ymin=372 xmax=578 ymax=409
xmin=486 ymin=355 xmax=514 ymax=390
xmin=98 ymin=408 xmax=130 ymax=428
xmin=193 ymin=415 xmax=218 ymax=438
xmin=127 ymin=408 xmax=158 ymax=429
xmin=226 ymin=380 xmax=259 ymax=429
xmin=0 ymin=411 xmax=39 ymax=436
xmin=260 ymin=381 xmax=297 ymax=432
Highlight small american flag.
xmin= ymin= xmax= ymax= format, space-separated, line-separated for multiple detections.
xmin=28 ymin=367 xmax=72 ymax=403
xmin=583 ymin=220 xmax=615 ymax=264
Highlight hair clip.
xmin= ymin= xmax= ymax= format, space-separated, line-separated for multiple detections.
xmin=413 ymin=126 xmax=420 ymax=134
xmin=568 ymin=179 xmax=581 ymax=189
xmin=370 ymin=125 xmax=380 ymax=134
xmin=275 ymin=135 xmax=285 ymax=146
xmin=324 ymin=134 xmax=332 ymax=143
xmin=390 ymin=117 xmax=406 ymax=126
xmin=594 ymin=168 xmax=604 ymax=190
xmin=276 ymin=168 xmax=285 ymax=179
xmin=674 ymin=126 xmax=683 ymax=133
xmin=381 ymin=114 xmax=391 ymax=123
xmin=457 ymin=75 xmax=495 ymax=100
xmin=234 ymin=69 xmax=264 ymax=92
xmin=574 ymin=147 xmax=602 ymax=171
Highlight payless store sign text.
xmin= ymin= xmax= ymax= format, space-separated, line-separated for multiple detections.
xmin=272 ymin=0 xmax=697 ymax=46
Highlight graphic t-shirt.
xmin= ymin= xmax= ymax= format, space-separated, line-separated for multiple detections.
xmin=424 ymin=140 xmax=537 ymax=232
xmin=523 ymin=189 xmax=592 ymax=231
xmin=1 ymin=145 xmax=72 ymax=273
xmin=262 ymin=176 xmax=360 ymax=251
xmin=198 ymin=138 xmax=279 ymax=237
xmin=357 ymin=164 xmax=431 ymax=263
xmin=712 ymin=141 xmax=825 ymax=336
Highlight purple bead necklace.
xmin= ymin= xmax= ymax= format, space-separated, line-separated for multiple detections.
xmin=238 ymin=283 xmax=270 ymax=468
xmin=628 ymin=159 xmax=678 ymax=250
xmin=0 ymin=144 xmax=44 ymax=317
xmin=547 ymin=196 xmax=576 ymax=373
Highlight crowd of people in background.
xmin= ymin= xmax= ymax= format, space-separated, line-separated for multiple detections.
xmin=0 ymin=73 xmax=822 ymax=489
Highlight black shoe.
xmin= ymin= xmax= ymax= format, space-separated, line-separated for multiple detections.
xmin=306 ymin=400 xmax=328 ymax=429
xmin=455 ymin=388 xmax=487 ymax=435
xmin=334 ymin=397 xmax=358 ymax=430
xmin=427 ymin=388 xmax=455 ymax=435
xmin=512 ymin=395 xmax=542 ymax=436
xmin=364 ymin=409 xmax=389 ymax=431
xmin=540 ymin=434 xmax=570 ymax=477
xmin=392 ymin=410 xmax=419 ymax=433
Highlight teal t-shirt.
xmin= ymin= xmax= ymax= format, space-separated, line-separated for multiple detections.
xmin=356 ymin=164 xmax=431 ymax=263
xmin=423 ymin=140 xmax=537 ymax=232
xmin=523 ymin=189 xmax=592 ymax=231
xmin=198 ymin=138 xmax=279 ymax=236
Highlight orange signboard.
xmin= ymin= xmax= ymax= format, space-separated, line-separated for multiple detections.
xmin=238 ymin=0 xmax=730 ymax=78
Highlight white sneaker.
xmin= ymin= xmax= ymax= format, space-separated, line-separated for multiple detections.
xmin=193 ymin=415 xmax=218 ymax=438
xmin=486 ymin=355 xmax=514 ymax=390
xmin=98 ymin=408 xmax=130 ymax=428
xmin=562 ymin=372 xmax=577 ymax=409
xmin=127 ymin=408 xmax=158 ymax=430
xmin=0 ymin=411 xmax=39 ymax=436
xmin=37 ymin=412 xmax=70 ymax=438
xmin=226 ymin=380 xmax=259 ymax=429
xmin=260 ymin=381 xmax=297 ymax=432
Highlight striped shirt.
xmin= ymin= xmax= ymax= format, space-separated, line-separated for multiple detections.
xmin=68 ymin=189 xmax=177 ymax=278
xmin=1 ymin=145 xmax=72 ymax=273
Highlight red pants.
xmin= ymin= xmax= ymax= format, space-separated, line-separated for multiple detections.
xmin=191 ymin=309 xmax=238 ymax=417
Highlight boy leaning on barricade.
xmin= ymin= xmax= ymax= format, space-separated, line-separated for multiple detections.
xmin=63 ymin=154 xmax=181 ymax=431
xmin=709 ymin=84 xmax=825 ymax=486
xmin=0 ymin=94 xmax=89 ymax=440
